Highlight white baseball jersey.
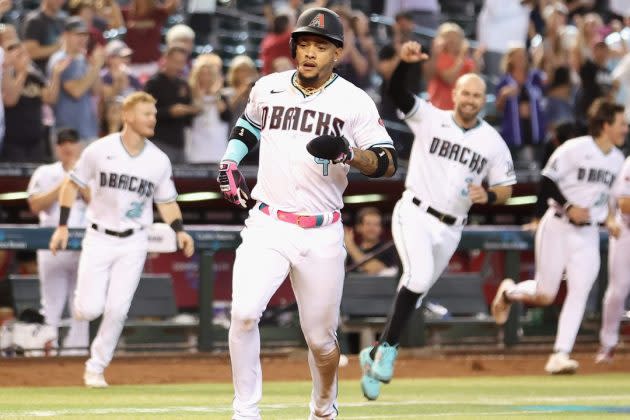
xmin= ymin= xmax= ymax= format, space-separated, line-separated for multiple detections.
xmin=70 ymin=133 xmax=177 ymax=231
xmin=542 ymin=136 xmax=625 ymax=223
xmin=612 ymin=156 xmax=630 ymax=225
xmin=28 ymin=161 xmax=87 ymax=228
xmin=243 ymin=70 xmax=393 ymax=213
xmin=402 ymin=97 xmax=516 ymax=217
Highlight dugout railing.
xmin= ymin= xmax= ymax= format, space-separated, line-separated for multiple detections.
xmin=0 ymin=224 xmax=613 ymax=352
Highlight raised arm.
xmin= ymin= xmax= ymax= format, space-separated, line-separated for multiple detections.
xmin=389 ymin=41 xmax=428 ymax=115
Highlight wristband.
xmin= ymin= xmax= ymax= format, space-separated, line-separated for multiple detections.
xmin=486 ymin=190 xmax=497 ymax=205
xmin=59 ymin=206 xmax=70 ymax=226
xmin=170 ymin=219 xmax=184 ymax=233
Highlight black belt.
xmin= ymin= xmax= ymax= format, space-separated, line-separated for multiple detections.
xmin=553 ymin=212 xmax=591 ymax=227
xmin=91 ymin=223 xmax=136 ymax=238
xmin=412 ymin=197 xmax=460 ymax=226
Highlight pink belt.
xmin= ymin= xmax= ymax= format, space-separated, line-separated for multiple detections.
xmin=258 ymin=203 xmax=341 ymax=228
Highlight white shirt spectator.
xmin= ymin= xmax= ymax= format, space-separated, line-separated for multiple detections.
xmin=477 ymin=0 xmax=530 ymax=54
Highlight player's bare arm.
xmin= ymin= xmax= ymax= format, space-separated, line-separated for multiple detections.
xmin=619 ymin=197 xmax=630 ymax=214
xmin=156 ymin=201 xmax=195 ymax=257
xmin=468 ymin=184 xmax=512 ymax=205
xmin=606 ymin=203 xmax=621 ymax=238
xmin=28 ymin=179 xmax=65 ymax=213
xmin=49 ymin=178 xmax=80 ymax=255
xmin=349 ymin=148 xmax=396 ymax=178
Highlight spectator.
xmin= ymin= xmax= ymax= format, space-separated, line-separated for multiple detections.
xmin=122 ymin=0 xmax=180 ymax=83
xmin=542 ymin=66 xmax=576 ymax=131
xmin=259 ymin=12 xmax=293 ymax=76
xmin=576 ymin=40 xmax=615 ymax=120
xmin=144 ymin=45 xmax=199 ymax=163
xmin=612 ymin=50 xmax=630 ymax=128
xmin=477 ymin=0 xmax=531 ymax=82
xmin=21 ymin=0 xmax=65 ymax=74
xmin=102 ymin=97 xmax=123 ymax=134
xmin=533 ymin=2 xmax=570 ymax=84
xmin=569 ymin=12 xmax=604 ymax=72
xmin=351 ymin=10 xmax=378 ymax=76
xmin=27 ymin=127 xmax=89 ymax=355
xmin=495 ymin=43 xmax=546 ymax=155
xmin=384 ymin=0 xmax=440 ymax=31
xmin=101 ymin=39 xmax=141 ymax=103
xmin=226 ymin=54 xmax=258 ymax=130
xmin=163 ymin=23 xmax=195 ymax=77
xmin=331 ymin=6 xmax=370 ymax=88
xmin=68 ymin=0 xmax=106 ymax=54
xmin=344 ymin=207 xmax=398 ymax=276
xmin=185 ymin=53 xmax=231 ymax=163
xmin=427 ymin=22 xmax=482 ymax=110
xmin=47 ymin=16 xmax=104 ymax=142
xmin=1 ymin=26 xmax=69 ymax=161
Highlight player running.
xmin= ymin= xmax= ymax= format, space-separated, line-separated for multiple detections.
xmin=492 ymin=98 xmax=626 ymax=374
xmin=217 ymin=7 xmax=397 ymax=419
xmin=596 ymin=155 xmax=630 ymax=364
xmin=49 ymin=92 xmax=195 ymax=388
xmin=359 ymin=41 xmax=516 ymax=401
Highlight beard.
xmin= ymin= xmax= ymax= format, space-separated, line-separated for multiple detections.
xmin=297 ymin=70 xmax=319 ymax=87
xmin=456 ymin=104 xmax=479 ymax=124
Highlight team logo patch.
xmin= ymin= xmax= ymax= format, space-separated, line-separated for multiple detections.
xmin=309 ymin=13 xmax=325 ymax=28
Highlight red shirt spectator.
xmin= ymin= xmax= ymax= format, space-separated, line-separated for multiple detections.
xmin=428 ymin=52 xmax=475 ymax=110
xmin=259 ymin=13 xmax=293 ymax=75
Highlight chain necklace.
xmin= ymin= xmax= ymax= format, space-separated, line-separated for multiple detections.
xmin=294 ymin=73 xmax=335 ymax=96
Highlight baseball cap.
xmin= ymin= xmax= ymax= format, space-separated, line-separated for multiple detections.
xmin=105 ymin=39 xmax=133 ymax=58
xmin=64 ymin=16 xmax=89 ymax=34
xmin=56 ymin=127 xmax=80 ymax=144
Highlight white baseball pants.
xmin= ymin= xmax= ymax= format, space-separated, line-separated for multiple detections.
xmin=229 ymin=207 xmax=345 ymax=420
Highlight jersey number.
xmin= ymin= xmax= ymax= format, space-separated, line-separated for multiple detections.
xmin=315 ymin=157 xmax=330 ymax=176
xmin=126 ymin=201 xmax=145 ymax=219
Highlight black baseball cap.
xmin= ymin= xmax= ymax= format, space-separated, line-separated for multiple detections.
xmin=56 ymin=128 xmax=80 ymax=144
xmin=64 ymin=16 xmax=89 ymax=34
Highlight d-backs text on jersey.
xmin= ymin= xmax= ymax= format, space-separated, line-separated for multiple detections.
xmin=577 ymin=167 xmax=616 ymax=187
xmin=99 ymin=171 xmax=155 ymax=198
xmin=261 ymin=106 xmax=344 ymax=136
xmin=429 ymin=137 xmax=487 ymax=174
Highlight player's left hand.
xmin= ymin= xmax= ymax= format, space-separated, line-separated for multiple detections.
xmin=468 ymin=184 xmax=490 ymax=204
xmin=306 ymin=135 xmax=354 ymax=164
xmin=49 ymin=226 xmax=69 ymax=255
xmin=606 ymin=218 xmax=621 ymax=239
xmin=177 ymin=231 xmax=195 ymax=257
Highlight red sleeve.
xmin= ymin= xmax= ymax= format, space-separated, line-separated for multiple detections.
xmin=435 ymin=53 xmax=455 ymax=71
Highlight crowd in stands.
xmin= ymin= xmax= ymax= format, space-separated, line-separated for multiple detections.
xmin=0 ymin=0 xmax=627 ymax=166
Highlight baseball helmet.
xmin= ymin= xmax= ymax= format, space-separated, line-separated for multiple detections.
xmin=290 ymin=7 xmax=344 ymax=58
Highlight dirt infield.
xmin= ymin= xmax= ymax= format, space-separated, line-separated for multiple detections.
xmin=1 ymin=349 xmax=630 ymax=387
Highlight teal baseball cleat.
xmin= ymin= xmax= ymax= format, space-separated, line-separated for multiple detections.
xmin=370 ymin=342 xmax=398 ymax=383
xmin=359 ymin=346 xmax=381 ymax=400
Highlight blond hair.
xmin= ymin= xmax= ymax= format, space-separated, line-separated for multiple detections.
xmin=227 ymin=55 xmax=257 ymax=87
xmin=500 ymin=43 xmax=527 ymax=74
xmin=189 ymin=53 xmax=223 ymax=96
xmin=436 ymin=22 xmax=464 ymax=39
xmin=122 ymin=92 xmax=156 ymax=112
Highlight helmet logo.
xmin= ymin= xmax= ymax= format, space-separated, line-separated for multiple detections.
xmin=308 ymin=13 xmax=325 ymax=28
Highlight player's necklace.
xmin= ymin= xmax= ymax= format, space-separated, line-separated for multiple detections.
xmin=294 ymin=73 xmax=334 ymax=96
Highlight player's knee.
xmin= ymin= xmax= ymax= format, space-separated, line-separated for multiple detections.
xmin=73 ymin=305 xmax=102 ymax=321
xmin=537 ymin=293 xmax=556 ymax=306
xmin=304 ymin=330 xmax=337 ymax=355
xmin=230 ymin=309 xmax=260 ymax=332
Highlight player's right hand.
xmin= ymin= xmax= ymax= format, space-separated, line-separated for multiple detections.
xmin=400 ymin=41 xmax=429 ymax=64
xmin=217 ymin=160 xmax=251 ymax=208
xmin=49 ymin=226 xmax=69 ymax=255
xmin=567 ymin=205 xmax=590 ymax=224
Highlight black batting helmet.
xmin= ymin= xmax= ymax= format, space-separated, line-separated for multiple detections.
xmin=290 ymin=7 xmax=344 ymax=58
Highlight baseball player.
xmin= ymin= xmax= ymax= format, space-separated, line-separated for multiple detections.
xmin=217 ymin=7 xmax=397 ymax=419
xmin=359 ymin=41 xmax=516 ymax=401
xmin=596 ymin=155 xmax=630 ymax=363
xmin=492 ymin=98 xmax=626 ymax=374
xmin=27 ymin=128 xmax=89 ymax=355
xmin=49 ymin=92 xmax=195 ymax=388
